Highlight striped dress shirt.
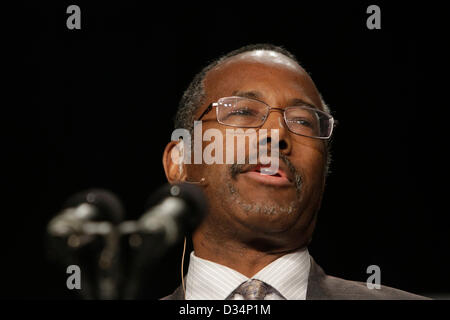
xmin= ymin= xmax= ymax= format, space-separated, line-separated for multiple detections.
xmin=185 ymin=247 xmax=311 ymax=300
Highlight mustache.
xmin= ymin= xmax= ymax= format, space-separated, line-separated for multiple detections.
xmin=229 ymin=154 xmax=303 ymax=192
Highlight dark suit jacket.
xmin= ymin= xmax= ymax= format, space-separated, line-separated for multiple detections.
xmin=161 ymin=257 xmax=429 ymax=300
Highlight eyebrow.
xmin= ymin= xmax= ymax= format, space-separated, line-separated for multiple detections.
xmin=231 ymin=90 xmax=318 ymax=109
xmin=231 ymin=90 xmax=263 ymax=101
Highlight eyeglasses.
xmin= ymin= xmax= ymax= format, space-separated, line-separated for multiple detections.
xmin=197 ymin=96 xmax=335 ymax=139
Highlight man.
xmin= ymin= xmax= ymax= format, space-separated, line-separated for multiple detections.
xmin=161 ymin=44 xmax=427 ymax=300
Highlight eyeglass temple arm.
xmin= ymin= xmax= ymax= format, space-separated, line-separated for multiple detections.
xmin=196 ymin=103 xmax=217 ymax=121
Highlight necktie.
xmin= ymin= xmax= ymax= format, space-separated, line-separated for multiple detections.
xmin=225 ymin=279 xmax=286 ymax=300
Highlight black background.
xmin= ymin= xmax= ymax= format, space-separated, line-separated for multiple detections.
xmin=7 ymin=1 xmax=448 ymax=299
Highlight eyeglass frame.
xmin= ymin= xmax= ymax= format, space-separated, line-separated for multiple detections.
xmin=196 ymin=96 xmax=336 ymax=140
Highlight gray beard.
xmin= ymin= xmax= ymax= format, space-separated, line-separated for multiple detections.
xmin=226 ymin=154 xmax=303 ymax=215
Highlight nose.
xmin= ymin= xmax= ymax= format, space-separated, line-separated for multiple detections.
xmin=260 ymin=109 xmax=292 ymax=155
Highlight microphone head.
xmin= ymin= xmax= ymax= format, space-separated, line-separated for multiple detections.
xmin=64 ymin=189 xmax=124 ymax=225
xmin=145 ymin=183 xmax=208 ymax=233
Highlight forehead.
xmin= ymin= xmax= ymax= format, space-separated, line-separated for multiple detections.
xmin=203 ymin=50 xmax=322 ymax=108
xmin=223 ymin=50 xmax=302 ymax=71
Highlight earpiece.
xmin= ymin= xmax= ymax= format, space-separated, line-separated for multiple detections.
xmin=175 ymin=139 xmax=207 ymax=185
xmin=184 ymin=177 xmax=207 ymax=185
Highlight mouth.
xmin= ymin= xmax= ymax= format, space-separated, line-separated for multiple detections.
xmin=240 ymin=164 xmax=293 ymax=187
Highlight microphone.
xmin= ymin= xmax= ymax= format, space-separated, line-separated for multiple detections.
xmin=48 ymin=189 xmax=124 ymax=238
xmin=47 ymin=189 xmax=125 ymax=299
xmin=137 ymin=182 xmax=207 ymax=246
xmin=123 ymin=183 xmax=207 ymax=299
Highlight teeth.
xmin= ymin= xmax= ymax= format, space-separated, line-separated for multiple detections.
xmin=260 ymin=167 xmax=277 ymax=176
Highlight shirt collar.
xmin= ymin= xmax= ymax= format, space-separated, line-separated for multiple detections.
xmin=185 ymin=247 xmax=310 ymax=300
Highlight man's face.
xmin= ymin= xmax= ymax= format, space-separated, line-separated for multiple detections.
xmin=186 ymin=50 xmax=328 ymax=252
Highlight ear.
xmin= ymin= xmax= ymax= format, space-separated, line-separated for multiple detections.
xmin=163 ymin=140 xmax=188 ymax=184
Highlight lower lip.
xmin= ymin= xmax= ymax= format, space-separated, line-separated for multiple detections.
xmin=241 ymin=171 xmax=293 ymax=187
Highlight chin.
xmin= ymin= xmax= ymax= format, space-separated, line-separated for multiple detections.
xmin=232 ymin=201 xmax=303 ymax=233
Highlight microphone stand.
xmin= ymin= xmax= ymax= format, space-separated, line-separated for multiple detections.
xmin=97 ymin=228 xmax=121 ymax=299
xmin=118 ymin=221 xmax=165 ymax=299
xmin=78 ymin=221 xmax=122 ymax=299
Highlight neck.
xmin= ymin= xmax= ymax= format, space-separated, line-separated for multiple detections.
xmin=192 ymin=229 xmax=303 ymax=278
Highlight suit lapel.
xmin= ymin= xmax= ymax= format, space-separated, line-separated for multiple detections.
xmin=161 ymin=284 xmax=185 ymax=300
xmin=306 ymin=257 xmax=331 ymax=300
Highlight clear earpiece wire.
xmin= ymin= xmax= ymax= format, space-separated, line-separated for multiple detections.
xmin=181 ymin=236 xmax=187 ymax=298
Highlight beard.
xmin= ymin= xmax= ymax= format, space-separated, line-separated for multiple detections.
xmin=226 ymin=153 xmax=303 ymax=215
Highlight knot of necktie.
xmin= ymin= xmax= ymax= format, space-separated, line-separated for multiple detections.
xmin=225 ymin=279 xmax=286 ymax=300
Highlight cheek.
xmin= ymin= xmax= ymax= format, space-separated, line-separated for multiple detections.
xmin=195 ymin=164 xmax=230 ymax=186
xmin=292 ymin=143 xmax=327 ymax=186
